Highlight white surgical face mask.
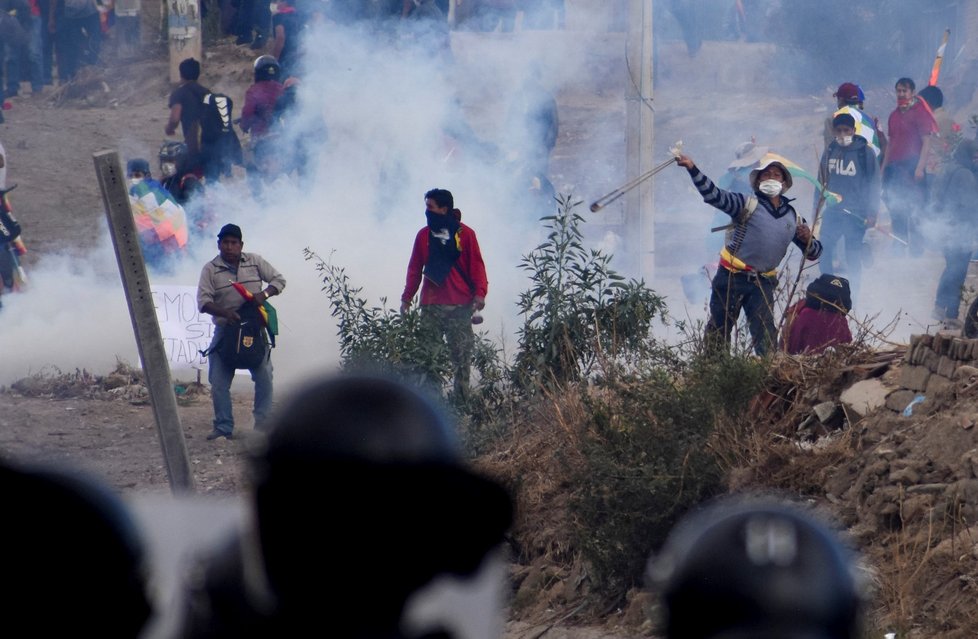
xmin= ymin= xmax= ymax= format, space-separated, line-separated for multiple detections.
xmin=758 ymin=179 xmax=783 ymax=197
xmin=836 ymin=135 xmax=853 ymax=146
xmin=129 ymin=178 xmax=143 ymax=187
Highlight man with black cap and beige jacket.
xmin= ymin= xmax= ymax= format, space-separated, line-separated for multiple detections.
xmin=198 ymin=223 xmax=286 ymax=440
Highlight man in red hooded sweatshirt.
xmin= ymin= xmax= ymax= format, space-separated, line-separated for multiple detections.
xmin=401 ymin=188 xmax=488 ymax=399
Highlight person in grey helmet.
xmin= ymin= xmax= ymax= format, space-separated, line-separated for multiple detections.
xmin=179 ymin=375 xmax=513 ymax=639
xmin=647 ymin=499 xmax=865 ymax=639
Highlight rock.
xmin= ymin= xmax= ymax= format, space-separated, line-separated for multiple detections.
xmin=875 ymin=447 xmax=899 ymax=461
xmin=102 ymin=373 xmax=131 ymax=390
xmin=885 ymin=389 xmax=916 ymax=412
xmin=937 ymin=355 xmax=958 ymax=378
xmin=866 ymin=459 xmax=890 ymax=476
xmin=905 ymin=483 xmax=946 ymax=494
xmin=961 ymin=449 xmax=978 ymax=479
xmin=925 ymin=374 xmax=952 ymax=396
xmin=954 ymin=365 xmax=978 ymax=381
xmin=813 ymin=401 xmax=841 ymax=425
xmin=889 ymin=467 xmax=921 ymax=485
xmin=954 ymin=338 xmax=970 ymax=360
xmin=899 ymin=365 xmax=931 ymax=392
xmin=840 ymin=379 xmax=889 ymax=420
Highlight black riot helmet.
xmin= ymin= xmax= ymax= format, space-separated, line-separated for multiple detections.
xmin=2 ymin=459 xmax=153 ymax=638
xmin=253 ymin=55 xmax=281 ymax=83
xmin=648 ymin=499 xmax=864 ymax=639
xmin=251 ymin=375 xmax=513 ymax=636
xmin=159 ymin=140 xmax=189 ymax=178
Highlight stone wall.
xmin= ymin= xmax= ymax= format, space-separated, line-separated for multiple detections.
xmin=887 ymin=334 xmax=978 ymax=413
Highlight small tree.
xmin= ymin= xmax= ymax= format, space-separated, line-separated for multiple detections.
xmin=305 ymin=249 xmax=504 ymax=408
xmin=516 ymin=195 xmax=666 ymax=384
xmin=304 ymin=250 xmax=453 ymax=388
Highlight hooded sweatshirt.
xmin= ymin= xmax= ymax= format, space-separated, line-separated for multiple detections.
xmin=818 ymin=135 xmax=881 ymax=222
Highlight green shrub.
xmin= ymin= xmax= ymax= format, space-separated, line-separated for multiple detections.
xmin=570 ymin=349 xmax=767 ymax=605
xmin=516 ymin=195 xmax=666 ymax=384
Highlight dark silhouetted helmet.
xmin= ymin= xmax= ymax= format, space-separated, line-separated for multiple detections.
xmin=126 ymin=157 xmax=151 ymax=177
xmin=251 ymin=375 xmax=513 ymax=635
xmin=159 ymin=140 xmax=189 ymax=178
xmin=254 ymin=55 xmax=281 ymax=82
xmin=3 ymin=459 xmax=152 ymax=638
xmin=648 ymin=500 xmax=863 ymax=639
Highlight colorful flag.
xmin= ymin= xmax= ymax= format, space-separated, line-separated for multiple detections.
xmin=230 ymin=280 xmax=279 ymax=344
xmin=129 ymin=179 xmax=189 ymax=252
xmin=761 ymin=152 xmax=842 ymax=205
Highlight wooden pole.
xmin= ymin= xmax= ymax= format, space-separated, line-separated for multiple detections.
xmin=625 ymin=0 xmax=654 ymax=278
xmin=93 ymin=150 xmax=195 ymax=495
xmin=168 ymin=0 xmax=203 ymax=84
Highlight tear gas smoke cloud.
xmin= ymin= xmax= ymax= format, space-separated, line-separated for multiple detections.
xmin=0 ymin=11 xmax=608 ymax=389
xmin=2 ymin=2 xmax=975 ymax=386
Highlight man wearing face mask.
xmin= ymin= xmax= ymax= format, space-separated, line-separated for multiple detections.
xmin=816 ymin=112 xmax=881 ymax=304
xmin=822 ymin=82 xmax=885 ymax=160
xmin=881 ymin=77 xmax=938 ymax=252
xmin=401 ymin=188 xmax=488 ymax=400
xmin=676 ymin=153 xmax=822 ymax=355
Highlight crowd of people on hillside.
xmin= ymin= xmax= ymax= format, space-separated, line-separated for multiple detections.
xmin=682 ymin=74 xmax=977 ymax=357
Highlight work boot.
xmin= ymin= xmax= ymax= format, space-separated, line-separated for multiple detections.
xmin=250 ymin=35 xmax=266 ymax=50
xmin=206 ymin=430 xmax=233 ymax=441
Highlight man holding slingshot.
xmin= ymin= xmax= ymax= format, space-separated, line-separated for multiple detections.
xmin=675 ymin=153 xmax=822 ymax=355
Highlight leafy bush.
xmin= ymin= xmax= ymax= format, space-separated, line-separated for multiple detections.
xmin=304 ymin=249 xmax=504 ymax=408
xmin=516 ymin=195 xmax=666 ymax=384
xmin=570 ymin=349 xmax=766 ymax=604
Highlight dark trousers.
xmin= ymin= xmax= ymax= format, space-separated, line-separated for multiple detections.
xmin=236 ymin=0 xmax=269 ymax=40
xmin=883 ymin=160 xmax=925 ymax=252
xmin=819 ymin=209 xmax=867 ymax=303
xmin=707 ymin=268 xmax=778 ymax=356
xmin=421 ymin=304 xmax=474 ymax=400
xmin=57 ymin=13 xmax=101 ymax=82
xmin=935 ymin=246 xmax=972 ymax=319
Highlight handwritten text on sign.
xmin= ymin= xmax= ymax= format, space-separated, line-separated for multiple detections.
xmin=152 ymin=285 xmax=215 ymax=369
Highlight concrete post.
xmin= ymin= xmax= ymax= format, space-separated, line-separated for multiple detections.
xmin=93 ymin=150 xmax=195 ymax=495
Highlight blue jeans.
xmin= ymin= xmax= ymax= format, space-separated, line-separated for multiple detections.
xmin=819 ymin=208 xmax=867 ymax=303
xmin=207 ymin=324 xmax=274 ymax=435
xmin=935 ymin=246 xmax=972 ymax=319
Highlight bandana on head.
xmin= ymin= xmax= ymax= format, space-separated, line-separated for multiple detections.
xmin=423 ymin=209 xmax=462 ymax=285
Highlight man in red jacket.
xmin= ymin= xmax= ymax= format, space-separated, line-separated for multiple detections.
xmin=401 ymin=188 xmax=488 ymax=399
